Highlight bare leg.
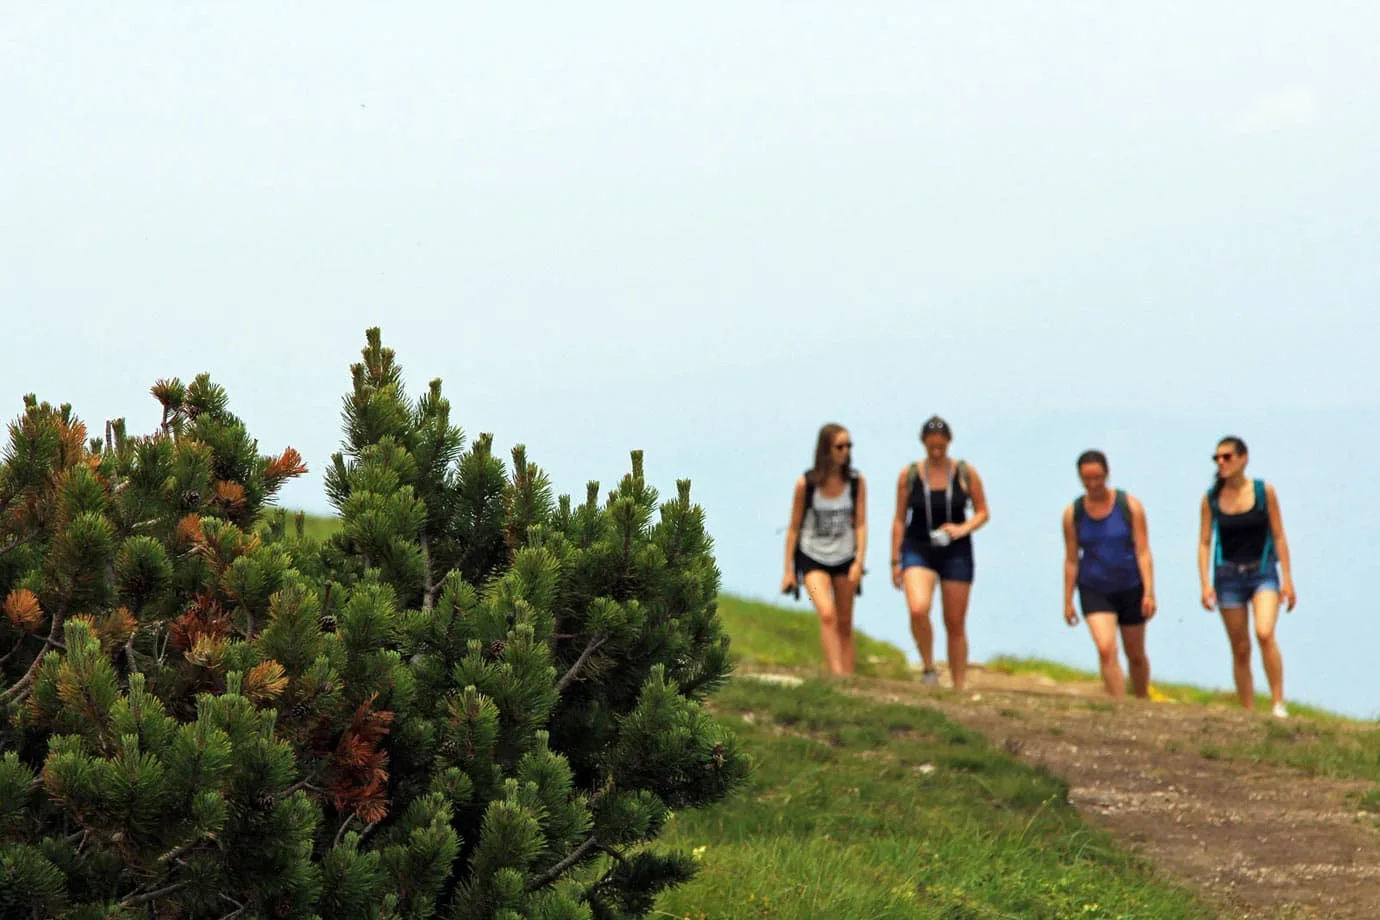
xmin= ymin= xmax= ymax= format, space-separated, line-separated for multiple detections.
xmin=1251 ymin=589 xmax=1285 ymax=707
xmin=940 ymin=579 xmax=972 ymax=690
xmin=1220 ymin=607 xmax=1254 ymax=709
xmin=1120 ymin=623 xmax=1149 ymax=699
xmin=802 ymin=570 xmax=843 ymax=674
xmin=903 ymin=566 xmax=939 ymax=671
xmin=830 ymin=573 xmax=857 ymax=675
xmin=1084 ymin=613 xmax=1125 ymax=697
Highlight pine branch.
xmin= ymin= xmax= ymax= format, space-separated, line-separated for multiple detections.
xmin=0 ymin=530 xmax=39 ymax=559
xmin=332 ymin=815 xmax=354 ymax=848
xmin=284 ymin=768 xmax=325 ymax=798
xmin=526 ymin=835 xmax=600 ymax=892
xmin=124 ymin=634 xmax=141 ymax=675
xmin=0 ymin=634 xmax=28 ymax=668
xmin=158 ymin=836 xmax=210 ymax=865
xmin=120 ymin=879 xmax=189 ymax=908
xmin=1 ymin=601 xmax=65 ymax=702
xmin=217 ymin=896 xmax=248 ymax=920
xmin=555 ymin=634 xmax=607 ymax=694
xmin=421 ymin=534 xmax=435 ymax=611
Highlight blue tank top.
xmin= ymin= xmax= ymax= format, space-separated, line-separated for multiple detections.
xmin=1076 ymin=491 xmax=1141 ymax=593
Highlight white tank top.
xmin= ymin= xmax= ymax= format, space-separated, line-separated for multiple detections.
xmin=798 ymin=483 xmax=856 ymax=565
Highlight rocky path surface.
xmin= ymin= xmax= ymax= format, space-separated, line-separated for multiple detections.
xmin=826 ymin=664 xmax=1380 ymax=919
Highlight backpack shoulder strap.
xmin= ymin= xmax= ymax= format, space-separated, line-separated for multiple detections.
xmin=1253 ymin=478 xmax=1267 ymax=508
xmin=848 ymin=469 xmax=860 ymax=523
xmin=1114 ymin=489 xmax=1132 ymax=523
xmin=800 ymin=471 xmax=815 ymax=528
xmin=955 ymin=459 xmax=972 ymax=506
xmin=1072 ymin=495 xmax=1086 ymax=529
xmin=905 ymin=463 xmax=920 ymax=500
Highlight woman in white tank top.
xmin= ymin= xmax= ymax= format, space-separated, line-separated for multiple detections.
xmin=782 ymin=423 xmax=868 ymax=675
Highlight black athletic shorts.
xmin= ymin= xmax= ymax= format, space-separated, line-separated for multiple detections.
xmin=795 ymin=549 xmax=854 ymax=578
xmin=1078 ymin=583 xmax=1146 ymax=627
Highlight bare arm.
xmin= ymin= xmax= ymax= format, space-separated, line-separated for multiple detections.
xmin=1265 ymin=482 xmax=1297 ymax=609
xmin=959 ymin=464 xmax=989 ymax=536
xmin=891 ymin=467 xmax=910 ymax=585
xmin=850 ymin=474 xmax=868 ymax=580
xmin=783 ymin=477 xmax=806 ymax=578
xmin=1128 ymin=494 xmax=1155 ymax=598
xmin=1061 ymin=504 xmax=1079 ymax=620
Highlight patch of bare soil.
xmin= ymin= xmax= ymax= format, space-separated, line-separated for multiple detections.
xmin=838 ymin=665 xmax=1380 ymax=919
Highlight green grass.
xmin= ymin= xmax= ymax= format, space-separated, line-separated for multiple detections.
xmin=259 ymin=508 xmax=342 ymax=543
xmin=271 ymin=506 xmax=1361 ymax=914
xmin=715 ymin=596 xmax=911 ymax=680
xmin=653 ymin=677 xmax=1226 ymax=919
xmin=988 ymin=655 xmax=1339 ymax=720
xmin=1223 ymin=718 xmax=1380 ymax=784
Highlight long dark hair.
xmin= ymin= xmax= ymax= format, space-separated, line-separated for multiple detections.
xmin=806 ymin=423 xmax=849 ymax=486
xmin=1210 ymin=436 xmax=1249 ymax=502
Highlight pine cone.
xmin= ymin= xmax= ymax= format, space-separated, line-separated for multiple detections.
xmin=181 ymin=490 xmax=202 ymax=510
xmin=440 ymin=738 xmax=459 ymax=759
xmin=289 ymin=699 xmax=311 ymax=720
xmin=484 ymin=639 xmax=505 ymax=661
xmin=255 ymin=790 xmax=277 ymax=812
xmin=273 ymin=894 xmax=293 ymax=918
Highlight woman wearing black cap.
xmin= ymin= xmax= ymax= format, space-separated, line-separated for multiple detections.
xmin=890 ymin=416 xmax=989 ymax=689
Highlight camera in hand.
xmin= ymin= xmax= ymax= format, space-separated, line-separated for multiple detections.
xmin=929 ymin=529 xmax=951 ymax=547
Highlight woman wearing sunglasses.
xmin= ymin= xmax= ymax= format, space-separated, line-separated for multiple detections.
xmin=891 ymin=416 xmax=989 ymax=690
xmin=782 ymin=423 xmax=867 ymax=675
xmin=1198 ymin=436 xmax=1298 ymax=718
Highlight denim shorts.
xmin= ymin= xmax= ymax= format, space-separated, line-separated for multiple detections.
xmin=1214 ymin=563 xmax=1280 ymax=608
xmin=899 ymin=538 xmax=974 ymax=583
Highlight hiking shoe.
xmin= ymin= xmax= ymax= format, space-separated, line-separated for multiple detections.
xmin=921 ymin=669 xmax=940 ymax=686
xmin=1272 ymin=701 xmax=1289 ymax=719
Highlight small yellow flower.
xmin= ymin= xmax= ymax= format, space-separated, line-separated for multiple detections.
xmin=691 ymin=845 xmax=707 ymax=861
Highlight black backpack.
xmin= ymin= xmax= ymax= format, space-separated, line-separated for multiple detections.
xmin=1072 ymin=489 xmax=1131 ymax=530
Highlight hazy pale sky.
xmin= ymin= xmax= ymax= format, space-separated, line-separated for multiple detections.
xmin=4 ymin=5 xmax=1379 ymax=714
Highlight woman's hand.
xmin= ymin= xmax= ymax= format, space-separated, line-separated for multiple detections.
xmin=780 ymin=572 xmax=797 ymax=595
xmin=1281 ymin=578 xmax=1297 ymax=612
xmin=848 ymin=560 xmax=864 ymax=588
xmin=1141 ymin=592 xmax=1157 ymax=621
xmin=939 ymin=522 xmax=965 ymax=539
xmin=891 ymin=562 xmax=903 ymax=589
xmin=1200 ymin=585 xmax=1217 ymax=611
xmin=1064 ymin=603 xmax=1078 ymax=626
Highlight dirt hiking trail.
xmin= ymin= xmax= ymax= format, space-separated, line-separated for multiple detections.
xmin=768 ymin=663 xmax=1380 ymax=919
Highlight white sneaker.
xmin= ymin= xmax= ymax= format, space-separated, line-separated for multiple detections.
xmin=1272 ymin=701 xmax=1289 ymax=719
xmin=921 ymin=669 xmax=940 ymax=686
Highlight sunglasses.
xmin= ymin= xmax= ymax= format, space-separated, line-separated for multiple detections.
xmin=833 ymin=442 xmax=853 ymax=450
xmin=1212 ymin=452 xmax=1235 ymax=463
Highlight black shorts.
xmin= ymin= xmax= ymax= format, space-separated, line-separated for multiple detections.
xmin=795 ymin=549 xmax=854 ymax=578
xmin=1078 ymin=583 xmax=1146 ymax=627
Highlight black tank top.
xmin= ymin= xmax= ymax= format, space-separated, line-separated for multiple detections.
xmin=905 ymin=461 xmax=970 ymax=549
xmin=1216 ymin=498 xmax=1272 ymax=566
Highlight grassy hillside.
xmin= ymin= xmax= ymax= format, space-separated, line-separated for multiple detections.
xmin=276 ymin=508 xmax=1380 ymax=915
xmin=987 ymin=655 xmax=1339 ymax=721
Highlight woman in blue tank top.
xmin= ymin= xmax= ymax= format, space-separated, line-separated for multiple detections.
xmin=1197 ymin=436 xmax=1298 ymax=719
xmin=1060 ymin=450 xmax=1156 ymax=699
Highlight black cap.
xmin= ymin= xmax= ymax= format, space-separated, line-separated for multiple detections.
xmin=920 ymin=415 xmax=952 ymax=440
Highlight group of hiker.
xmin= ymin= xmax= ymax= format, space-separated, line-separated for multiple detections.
xmin=780 ymin=418 xmax=1299 ymax=718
